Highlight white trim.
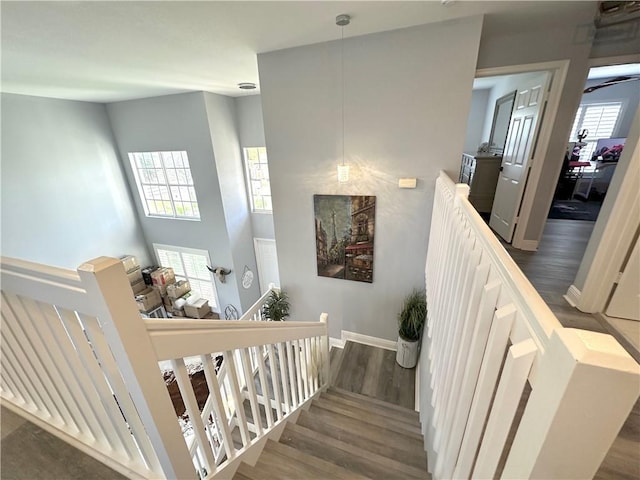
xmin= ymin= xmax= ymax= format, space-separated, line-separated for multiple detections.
xmin=329 ymin=336 xmax=345 ymax=349
xmin=414 ymin=361 xmax=420 ymax=413
xmin=341 ymin=330 xmax=397 ymax=351
xmin=517 ymin=239 xmax=539 ymax=252
xmin=564 ymin=285 xmax=582 ymax=307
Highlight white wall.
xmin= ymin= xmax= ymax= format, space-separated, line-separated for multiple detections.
xmin=106 ymin=92 xmax=249 ymax=313
xmin=0 ymin=93 xmax=150 ymax=269
xmin=464 ymin=89 xmax=490 ymax=153
xmin=235 ymin=95 xmax=275 ymax=240
xmin=203 ymin=92 xmax=262 ymax=309
xmin=258 ymin=17 xmax=483 ymax=340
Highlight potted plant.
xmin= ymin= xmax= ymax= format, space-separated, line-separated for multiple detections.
xmin=262 ymin=290 xmax=290 ymax=321
xmin=396 ymin=289 xmax=427 ymax=368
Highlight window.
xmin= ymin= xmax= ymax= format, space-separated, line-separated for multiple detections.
xmin=569 ymin=102 xmax=623 ymax=169
xmin=129 ymin=151 xmax=200 ymax=219
xmin=243 ymin=147 xmax=272 ymax=212
xmin=153 ymin=244 xmax=219 ymax=311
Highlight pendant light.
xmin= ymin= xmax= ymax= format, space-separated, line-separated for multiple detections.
xmin=336 ymin=14 xmax=350 ymax=183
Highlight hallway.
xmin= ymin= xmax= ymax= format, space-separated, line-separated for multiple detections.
xmin=503 ymin=218 xmax=640 ymax=480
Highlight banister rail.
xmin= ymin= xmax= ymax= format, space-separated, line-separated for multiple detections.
xmin=1 ymin=255 xmax=330 ymax=480
xmin=421 ymin=171 xmax=640 ymax=480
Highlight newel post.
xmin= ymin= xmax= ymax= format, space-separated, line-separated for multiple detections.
xmin=502 ymin=328 xmax=640 ymax=479
xmin=320 ymin=313 xmax=330 ymax=388
xmin=78 ymin=257 xmax=196 ymax=480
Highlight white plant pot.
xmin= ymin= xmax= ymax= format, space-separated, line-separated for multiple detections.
xmin=396 ymin=336 xmax=420 ymax=368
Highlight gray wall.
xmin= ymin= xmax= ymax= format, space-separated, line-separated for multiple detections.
xmin=235 ymin=95 xmax=275 ymax=240
xmin=477 ymin=6 xmax=598 ymax=244
xmin=1 ymin=93 xmax=150 ymax=269
xmin=258 ymin=17 xmax=483 ymax=340
xmin=203 ymin=92 xmax=261 ymax=309
xmin=464 ymin=89 xmax=490 ymax=154
xmin=106 ymin=92 xmax=246 ymax=313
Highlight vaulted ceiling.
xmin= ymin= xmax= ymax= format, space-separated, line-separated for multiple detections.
xmin=1 ymin=1 xmax=597 ymax=102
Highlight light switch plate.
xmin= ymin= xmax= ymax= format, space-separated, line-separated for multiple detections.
xmin=398 ymin=178 xmax=417 ymax=189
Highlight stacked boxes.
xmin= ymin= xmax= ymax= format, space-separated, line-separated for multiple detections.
xmin=184 ymin=298 xmax=211 ymax=319
xmin=121 ymin=256 xmax=147 ymax=296
xmin=135 ymin=288 xmax=162 ymax=312
xmin=151 ymin=267 xmax=176 ymax=295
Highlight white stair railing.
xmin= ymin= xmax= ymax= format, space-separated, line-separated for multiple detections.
xmin=421 ymin=172 xmax=640 ymax=479
xmin=0 ymin=256 xmax=329 ymax=480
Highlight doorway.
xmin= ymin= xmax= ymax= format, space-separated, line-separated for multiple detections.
xmin=548 ymin=63 xmax=639 ymax=224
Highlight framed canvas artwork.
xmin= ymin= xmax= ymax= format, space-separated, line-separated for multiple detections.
xmin=313 ymin=195 xmax=376 ymax=283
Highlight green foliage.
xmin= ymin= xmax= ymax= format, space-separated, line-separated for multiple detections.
xmin=397 ymin=290 xmax=427 ymax=342
xmin=262 ymin=290 xmax=290 ymax=322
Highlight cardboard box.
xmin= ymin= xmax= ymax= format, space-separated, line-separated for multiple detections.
xmin=135 ymin=288 xmax=162 ymax=313
xmin=202 ymin=311 xmax=221 ymax=320
xmin=184 ymin=299 xmax=211 ymax=319
xmin=141 ymin=266 xmax=158 ymax=285
xmin=120 ymin=255 xmax=139 ymax=273
xmin=151 ymin=267 xmax=175 ymax=286
xmin=165 ymin=291 xmax=194 ymax=309
xmin=131 ymin=279 xmax=147 ymax=295
xmin=127 ymin=267 xmax=143 ymax=285
xmin=167 ymin=280 xmax=191 ymax=299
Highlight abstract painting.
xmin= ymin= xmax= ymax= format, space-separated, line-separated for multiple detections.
xmin=314 ymin=195 xmax=376 ymax=283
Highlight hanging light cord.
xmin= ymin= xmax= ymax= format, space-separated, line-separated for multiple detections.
xmin=341 ymin=23 xmax=345 ymax=167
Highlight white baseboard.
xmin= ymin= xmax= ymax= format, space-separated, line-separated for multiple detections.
xmin=341 ymin=330 xmax=397 ymax=351
xmin=564 ymin=285 xmax=582 ymax=307
xmin=517 ymin=239 xmax=539 ymax=251
xmin=329 ymin=337 xmax=345 ymax=349
xmin=414 ymin=362 xmax=420 ymax=413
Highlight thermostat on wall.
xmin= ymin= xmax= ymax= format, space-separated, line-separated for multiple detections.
xmin=398 ymin=178 xmax=417 ymax=189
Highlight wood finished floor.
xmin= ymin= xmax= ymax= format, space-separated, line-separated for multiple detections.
xmin=502 ymin=218 xmax=640 ymax=480
xmin=330 ymin=341 xmax=415 ymax=410
xmin=0 ymin=406 xmax=127 ymax=479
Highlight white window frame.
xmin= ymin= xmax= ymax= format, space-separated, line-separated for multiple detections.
xmin=569 ymin=101 xmax=624 ymax=172
xmin=152 ymin=243 xmax=220 ymax=312
xmin=129 ymin=151 xmax=201 ymax=220
xmin=243 ymin=147 xmax=272 ymax=213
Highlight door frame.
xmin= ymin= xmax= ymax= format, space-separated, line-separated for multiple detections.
xmin=475 ymin=60 xmax=570 ymax=250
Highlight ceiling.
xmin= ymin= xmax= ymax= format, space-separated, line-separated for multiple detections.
xmin=1 ymin=1 xmax=598 ymax=103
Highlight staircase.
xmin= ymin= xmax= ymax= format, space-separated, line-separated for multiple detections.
xmin=234 ymin=387 xmax=429 ymax=479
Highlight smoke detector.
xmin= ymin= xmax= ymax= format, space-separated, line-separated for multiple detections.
xmin=238 ymin=82 xmax=257 ymax=90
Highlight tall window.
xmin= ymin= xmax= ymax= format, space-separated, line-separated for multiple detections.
xmin=129 ymin=151 xmax=200 ymax=219
xmin=153 ymin=244 xmax=219 ymax=311
xmin=569 ymin=102 xmax=623 ymax=168
xmin=243 ymin=147 xmax=272 ymax=212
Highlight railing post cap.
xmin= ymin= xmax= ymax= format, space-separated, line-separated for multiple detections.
xmin=78 ymin=256 xmax=122 ymax=274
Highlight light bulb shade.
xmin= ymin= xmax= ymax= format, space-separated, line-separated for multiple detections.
xmin=337 ymin=164 xmax=350 ymax=183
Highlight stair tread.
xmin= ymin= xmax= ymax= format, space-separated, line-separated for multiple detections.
xmin=328 ymin=386 xmax=419 ymax=419
xmin=232 ymin=472 xmax=253 ymax=480
xmin=320 ymin=390 xmax=421 ymax=427
xmin=307 ymin=403 xmax=426 ymax=457
xmin=312 ymin=396 xmax=423 ymax=440
xmin=264 ymin=439 xmax=371 ymax=480
xmin=297 ymin=409 xmax=428 ymax=471
xmin=280 ymin=422 xmax=428 ymax=479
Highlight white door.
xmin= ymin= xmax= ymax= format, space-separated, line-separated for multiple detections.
xmin=490 ymin=73 xmax=550 ymax=242
xmin=606 ymin=236 xmax=640 ymax=321
xmin=254 ymin=238 xmax=280 ymax=295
